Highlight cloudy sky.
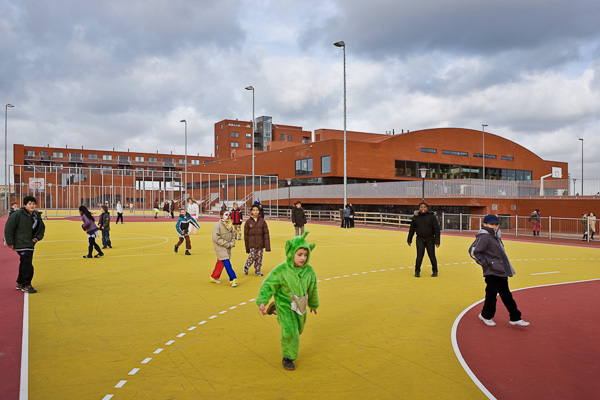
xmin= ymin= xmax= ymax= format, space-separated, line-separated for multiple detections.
xmin=2 ymin=0 xmax=599 ymax=190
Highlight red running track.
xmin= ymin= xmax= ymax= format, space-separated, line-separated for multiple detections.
xmin=455 ymin=279 xmax=600 ymax=400
xmin=0 ymin=214 xmax=24 ymax=400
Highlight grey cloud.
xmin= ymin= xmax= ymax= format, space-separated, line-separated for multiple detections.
xmin=302 ymin=0 xmax=600 ymax=59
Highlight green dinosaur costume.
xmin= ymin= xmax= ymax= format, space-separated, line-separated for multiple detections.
xmin=256 ymin=231 xmax=319 ymax=361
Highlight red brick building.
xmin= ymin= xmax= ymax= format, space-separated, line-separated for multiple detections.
xmin=11 ymin=125 xmax=582 ymax=216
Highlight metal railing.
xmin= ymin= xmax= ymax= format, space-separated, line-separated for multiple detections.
xmin=258 ymin=179 xmax=600 ymax=200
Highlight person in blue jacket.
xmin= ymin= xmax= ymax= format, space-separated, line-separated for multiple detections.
xmin=174 ymin=209 xmax=200 ymax=255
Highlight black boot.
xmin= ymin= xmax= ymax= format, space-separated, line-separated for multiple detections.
xmin=282 ymin=357 xmax=295 ymax=371
xmin=414 ymin=270 xmax=421 ymax=278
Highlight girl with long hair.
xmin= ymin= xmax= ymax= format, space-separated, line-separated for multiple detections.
xmin=79 ymin=205 xmax=104 ymax=258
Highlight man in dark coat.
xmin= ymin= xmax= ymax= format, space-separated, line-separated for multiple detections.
xmin=4 ymin=196 xmax=45 ymax=293
xmin=291 ymin=201 xmax=307 ymax=236
xmin=407 ymin=202 xmax=440 ymax=277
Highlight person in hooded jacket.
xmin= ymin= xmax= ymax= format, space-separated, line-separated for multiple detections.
xmin=407 ymin=202 xmax=440 ymax=277
xmin=256 ymin=231 xmax=319 ymax=371
xmin=210 ymin=209 xmax=238 ymax=287
xmin=469 ymin=214 xmax=530 ymax=327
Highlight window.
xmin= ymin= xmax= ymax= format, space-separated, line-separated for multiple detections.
xmin=501 ymin=156 xmax=514 ymax=161
xmin=280 ymin=134 xmax=285 ymax=140
xmin=191 ymin=159 xmax=200 ymax=165
xmin=501 ymin=169 xmax=515 ymax=181
xmin=473 ymin=153 xmax=496 ymax=159
xmin=149 ymin=157 xmax=158 ymax=163
xmin=216 ymin=145 xmax=219 ymax=150
xmin=303 ymin=136 xmax=310 ymax=144
xmin=287 ymin=135 xmax=292 ymax=141
xmin=231 ymin=142 xmax=239 ymax=148
xmin=102 ymin=166 xmax=112 ymax=171
xmin=134 ymin=156 xmax=144 ymax=162
xmin=53 ymin=152 xmax=63 ymax=158
xmin=229 ymin=123 xmax=241 ymax=127
xmin=442 ymin=150 xmax=468 ymax=156
xmin=321 ymin=156 xmax=331 ymax=174
xmin=216 ymin=135 xmax=219 ymax=141
xmin=162 ymin=158 xmax=173 ymax=165
xmin=179 ymin=159 xmax=186 ymax=164
xmin=88 ymin=153 xmax=98 ymax=160
xmin=231 ymin=131 xmax=239 ymax=138
xmin=246 ymin=133 xmax=252 ymax=139
xmin=103 ymin=154 xmax=113 ymax=161
xmin=27 ymin=150 xmax=35 ymax=157
xmin=246 ymin=143 xmax=252 ymax=149
xmin=420 ymin=148 xmax=437 ymax=154
xmin=295 ymin=158 xmax=313 ymax=176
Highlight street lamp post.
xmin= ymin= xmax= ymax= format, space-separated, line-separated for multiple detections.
xmin=579 ymin=138 xmax=584 ymax=195
xmin=334 ymin=41 xmax=347 ymax=208
xmin=5 ymin=104 xmax=14 ymax=210
xmin=180 ymin=119 xmax=187 ymax=199
xmin=418 ymin=168 xmax=427 ymax=201
xmin=481 ymin=124 xmax=488 ymax=180
xmin=286 ymin=178 xmax=292 ymax=210
xmin=245 ymin=86 xmax=255 ymax=201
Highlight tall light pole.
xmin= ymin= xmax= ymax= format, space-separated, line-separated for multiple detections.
xmin=180 ymin=119 xmax=187 ymax=198
xmin=5 ymin=104 xmax=14 ymax=210
xmin=334 ymin=41 xmax=347 ymax=207
xmin=287 ymin=178 xmax=292 ymax=210
xmin=579 ymin=138 xmax=584 ymax=195
xmin=481 ymin=124 xmax=488 ymax=180
xmin=245 ymin=86 xmax=255 ymax=201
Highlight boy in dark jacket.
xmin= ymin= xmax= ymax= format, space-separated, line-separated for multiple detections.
xmin=4 ymin=196 xmax=45 ymax=293
xmin=291 ymin=201 xmax=307 ymax=236
xmin=98 ymin=205 xmax=112 ymax=249
xmin=407 ymin=202 xmax=440 ymax=277
xmin=469 ymin=214 xmax=530 ymax=327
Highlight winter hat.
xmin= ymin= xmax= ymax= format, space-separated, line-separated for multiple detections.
xmin=483 ymin=214 xmax=500 ymax=224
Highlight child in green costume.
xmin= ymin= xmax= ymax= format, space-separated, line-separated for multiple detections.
xmin=256 ymin=231 xmax=319 ymax=371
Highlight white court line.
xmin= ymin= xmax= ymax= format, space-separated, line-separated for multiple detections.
xmin=19 ymin=293 xmax=29 ymax=400
xmin=530 ymin=271 xmax=560 ymax=275
xmin=141 ymin=358 xmax=152 ymax=364
xmin=114 ymin=380 xmax=127 ymax=388
xmin=451 ymin=278 xmax=600 ymax=400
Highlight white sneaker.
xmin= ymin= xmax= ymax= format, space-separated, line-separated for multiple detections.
xmin=231 ymin=282 xmax=238 ymax=287
xmin=509 ymin=319 xmax=530 ymax=327
xmin=478 ymin=313 xmax=496 ymax=326
xmin=210 ymin=277 xmax=221 ymax=284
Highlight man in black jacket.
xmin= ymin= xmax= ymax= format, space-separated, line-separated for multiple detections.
xmin=407 ymin=202 xmax=440 ymax=277
xmin=4 ymin=196 xmax=45 ymax=293
xmin=469 ymin=214 xmax=529 ymax=327
xmin=291 ymin=201 xmax=307 ymax=237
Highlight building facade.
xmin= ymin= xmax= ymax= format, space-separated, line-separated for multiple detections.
xmin=11 ymin=124 xmax=575 ymax=216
